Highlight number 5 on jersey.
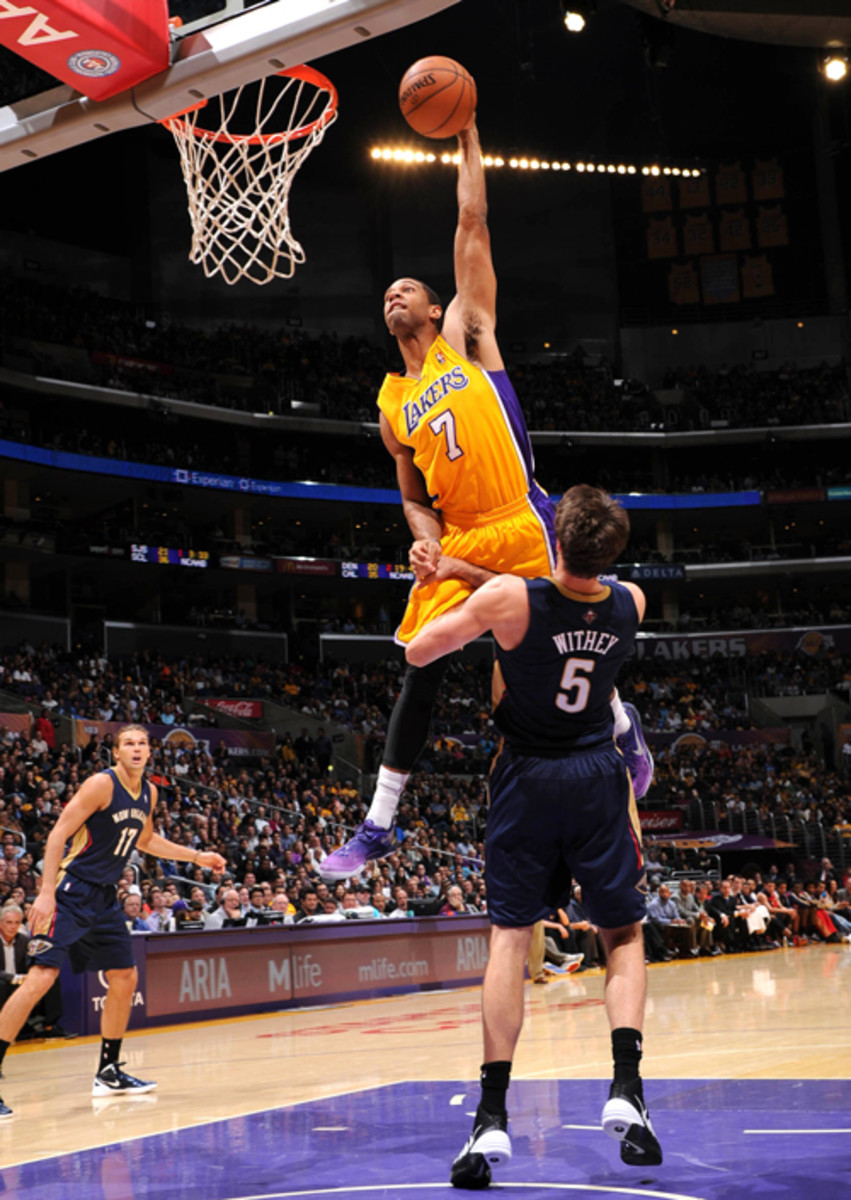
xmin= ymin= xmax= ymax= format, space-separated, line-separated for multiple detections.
xmin=556 ymin=657 xmax=595 ymax=713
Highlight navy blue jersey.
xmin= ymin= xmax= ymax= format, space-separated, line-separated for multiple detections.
xmin=494 ymin=578 xmax=639 ymax=756
xmin=59 ymin=768 xmax=152 ymax=887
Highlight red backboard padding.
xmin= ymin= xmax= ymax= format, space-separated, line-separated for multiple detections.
xmin=0 ymin=1 xmax=170 ymax=101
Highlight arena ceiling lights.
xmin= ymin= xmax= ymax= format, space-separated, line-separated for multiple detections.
xmin=368 ymin=147 xmax=704 ymax=178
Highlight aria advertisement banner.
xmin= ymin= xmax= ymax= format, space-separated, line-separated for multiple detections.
xmin=144 ymin=923 xmax=491 ymax=1018
xmin=73 ymin=720 xmax=274 ymax=758
xmin=634 ymin=625 xmax=851 ymax=662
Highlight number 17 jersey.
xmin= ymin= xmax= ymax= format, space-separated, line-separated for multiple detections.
xmin=60 ymin=768 xmax=151 ymax=887
xmin=494 ymin=578 xmax=639 ymax=757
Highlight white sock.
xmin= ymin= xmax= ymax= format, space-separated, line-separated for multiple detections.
xmin=610 ymin=688 xmax=632 ymax=738
xmin=366 ymin=766 xmax=409 ymax=829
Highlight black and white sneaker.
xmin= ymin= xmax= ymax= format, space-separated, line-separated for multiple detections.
xmin=92 ymin=1062 xmax=157 ymax=1097
xmin=601 ymin=1079 xmax=662 ymax=1166
xmin=0 ymin=1098 xmax=12 ymax=1120
xmin=450 ymin=1108 xmax=511 ymax=1189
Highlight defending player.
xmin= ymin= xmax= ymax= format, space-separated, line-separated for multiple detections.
xmin=0 ymin=725 xmax=226 ymax=1117
xmin=321 ymin=122 xmax=652 ymax=880
xmin=406 ymin=485 xmax=661 ymax=1186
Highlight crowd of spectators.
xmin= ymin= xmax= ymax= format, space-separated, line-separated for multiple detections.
xmin=0 ymin=634 xmax=849 ymax=992
xmin=2 ymin=272 xmax=849 ymax=431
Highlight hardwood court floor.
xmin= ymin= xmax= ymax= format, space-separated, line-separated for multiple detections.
xmin=2 ymin=943 xmax=850 ymax=1197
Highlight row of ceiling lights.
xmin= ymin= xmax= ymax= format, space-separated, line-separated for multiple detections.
xmin=369 ymin=148 xmax=703 ymax=176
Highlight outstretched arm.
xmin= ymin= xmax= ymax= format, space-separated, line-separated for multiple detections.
xmin=442 ymin=123 xmax=503 ymax=371
xmin=137 ymin=793 xmax=226 ymax=872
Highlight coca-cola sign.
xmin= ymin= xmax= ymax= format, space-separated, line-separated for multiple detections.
xmin=203 ymin=699 xmax=263 ymax=719
xmin=639 ymin=810 xmax=683 ymax=833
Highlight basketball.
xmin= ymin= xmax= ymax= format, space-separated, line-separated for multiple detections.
xmin=398 ymin=56 xmax=477 ymax=139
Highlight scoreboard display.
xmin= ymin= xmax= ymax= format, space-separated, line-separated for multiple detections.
xmin=131 ymin=545 xmax=210 ymax=568
xmin=341 ymin=562 xmax=413 ymax=581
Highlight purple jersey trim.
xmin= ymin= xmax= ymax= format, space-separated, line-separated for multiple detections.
xmin=485 ymin=369 xmax=557 ymax=569
xmin=483 ymin=368 xmax=536 ymax=485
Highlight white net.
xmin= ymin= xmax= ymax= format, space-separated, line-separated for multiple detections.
xmin=162 ymin=66 xmax=338 ymax=286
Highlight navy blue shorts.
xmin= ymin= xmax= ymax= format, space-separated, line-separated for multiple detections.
xmin=27 ymin=874 xmax=135 ymax=975
xmin=485 ymin=743 xmax=647 ymax=930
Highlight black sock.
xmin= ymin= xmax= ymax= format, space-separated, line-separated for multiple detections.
xmin=99 ymin=1037 xmax=122 ymax=1074
xmin=479 ymin=1060 xmax=511 ymax=1118
xmin=0 ymin=1039 xmax=8 ymax=1067
xmin=611 ymin=1027 xmax=643 ymax=1086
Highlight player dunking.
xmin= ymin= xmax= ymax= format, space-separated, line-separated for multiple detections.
xmin=322 ymin=121 xmax=652 ymax=881
xmin=0 ymin=725 xmax=226 ymax=1117
xmin=407 ymin=485 xmax=662 ymax=1186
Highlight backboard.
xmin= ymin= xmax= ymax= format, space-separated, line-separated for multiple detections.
xmin=0 ymin=0 xmax=462 ymax=172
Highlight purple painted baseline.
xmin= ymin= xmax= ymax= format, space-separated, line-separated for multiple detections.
xmin=11 ymin=1078 xmax=851 ymax=1200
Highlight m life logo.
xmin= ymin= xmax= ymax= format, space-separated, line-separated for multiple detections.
xmin=268 ymin=954 xmax=322 ymax=994
xmin=0 ymin=2 xmax=78 ymax=45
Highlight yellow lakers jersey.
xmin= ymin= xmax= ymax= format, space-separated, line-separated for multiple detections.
xmin=377 ymin=336 xmax=539 ymax=523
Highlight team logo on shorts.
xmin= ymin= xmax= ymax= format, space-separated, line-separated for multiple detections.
xmin=67 ymin=50 xmax=122 ymax=79
xmin=27 ymin=938 xmax=53 ymax=957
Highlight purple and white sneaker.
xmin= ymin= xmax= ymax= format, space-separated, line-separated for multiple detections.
xmin=616 ymin=702 xmax=654 ymax=799
xmin=320 ymin=820 xmax=398 ymax=881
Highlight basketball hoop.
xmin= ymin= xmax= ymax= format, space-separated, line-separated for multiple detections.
xmin=161 ymin=65 xmax=338 ymax=286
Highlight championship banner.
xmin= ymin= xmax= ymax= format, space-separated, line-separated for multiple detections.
xmin=73 ymin=720 xmax=274 ymax=758
xmin=634 ymin=624 xmax=851 ymax=661
xmin=202 ymin=700 xmax=263 ymax=720
xmin=700 ymin=254 xmax=740 ymax=305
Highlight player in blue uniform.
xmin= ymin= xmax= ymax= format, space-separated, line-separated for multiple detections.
xmin=0 ymin=725 xmax=226 ymax=1118
xmin=407 ymin=484 xmax=662 ymax=1187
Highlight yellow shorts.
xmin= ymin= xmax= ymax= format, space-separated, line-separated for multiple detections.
xmin=395 ymin=495 xmax=555 ymax=645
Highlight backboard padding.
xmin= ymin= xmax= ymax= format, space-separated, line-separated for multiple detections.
xmin=0 ymin=0 xmax=461 ymax=172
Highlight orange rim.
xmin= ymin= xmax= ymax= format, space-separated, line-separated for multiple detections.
xmin=161 ymin=65 xmax=337 ymax=145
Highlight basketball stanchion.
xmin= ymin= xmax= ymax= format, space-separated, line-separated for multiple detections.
xmin=160 ymin=65 xmax=338 ymax=285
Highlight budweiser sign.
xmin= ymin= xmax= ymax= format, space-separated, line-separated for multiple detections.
xmin=639 ymin=810 xmax=683 ymax=833
xmin=203 ymin=699 xmax=263 ymax=719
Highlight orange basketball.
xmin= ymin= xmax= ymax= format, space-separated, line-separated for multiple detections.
xmin=398 ymin=56 xmax=477 ymax=139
